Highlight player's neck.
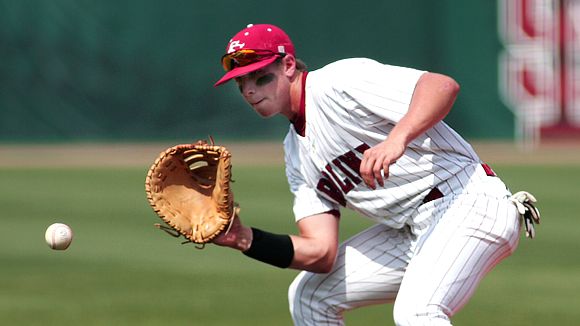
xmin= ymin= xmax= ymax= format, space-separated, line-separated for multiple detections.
xmin=287 ymin=71 xmax=305 ymax=121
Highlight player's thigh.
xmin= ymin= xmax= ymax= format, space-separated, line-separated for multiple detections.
xmin=394 ymin=195 xmax=520 ymax=317
xmin=289 ymin=223 xmax=414 ymax=314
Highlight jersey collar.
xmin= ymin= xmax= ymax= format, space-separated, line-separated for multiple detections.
xmin=291 ymin=71 xmax=308 ymax=137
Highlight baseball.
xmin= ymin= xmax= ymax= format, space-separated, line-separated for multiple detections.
xmin=45 ymin=223 xmax=73 ymax=250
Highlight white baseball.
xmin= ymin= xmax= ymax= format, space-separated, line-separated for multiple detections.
xmin=45 ymin=223 xmax=73 ymax=250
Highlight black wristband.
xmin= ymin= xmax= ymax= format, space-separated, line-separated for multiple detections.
xmin=242 ymin=228 xmax=294 ymax=268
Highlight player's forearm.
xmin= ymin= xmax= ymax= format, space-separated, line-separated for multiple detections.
xmin=389 ymin=72 xmax=459 ymax=146
xmin=215 ymin=223 xmax=330 ymax=271
xmin=359 ymin=73 xmax=460 ymax=188
xmin=288 ymin=213 xmax=340 ymax=273
xmin=288 ymin=235 xmax=338 ymax=273
xmin=232 ymin=231 xmax=338 ymax=273
xmin=228 ymin=213 xmax=339 ymax=273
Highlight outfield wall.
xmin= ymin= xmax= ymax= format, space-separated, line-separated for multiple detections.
xmin=0 ymin=1 xmax=514 ymax=142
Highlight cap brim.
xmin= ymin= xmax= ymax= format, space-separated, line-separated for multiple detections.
xmin=214 ymin=56 xmax=279 ymax=87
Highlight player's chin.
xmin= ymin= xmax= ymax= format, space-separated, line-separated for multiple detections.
xmin=252 ymin=104 xmax=277 ymax=118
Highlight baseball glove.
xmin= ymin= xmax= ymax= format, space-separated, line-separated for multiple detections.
xmin=145 ymin=139 xmax=238 ymax=247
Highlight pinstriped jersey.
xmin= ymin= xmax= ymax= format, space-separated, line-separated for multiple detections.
xmin=284 ymin=58 xmax=481 ymax=228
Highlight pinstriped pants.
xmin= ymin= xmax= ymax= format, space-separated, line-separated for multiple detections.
xmin=288 ymin=176 xmax=521 ymax=325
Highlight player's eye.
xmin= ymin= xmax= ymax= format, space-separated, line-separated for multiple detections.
xmin=234 ymin=78 xmax=245 ymax=93
xmin=256 ymin=73 xmax=275 ymax=86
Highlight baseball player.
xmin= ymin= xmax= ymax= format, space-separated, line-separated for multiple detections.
xmin=213 ymin=24 xmax=538 ymax=325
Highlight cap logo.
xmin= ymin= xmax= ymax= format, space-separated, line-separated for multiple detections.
xmin=228 ymin=40 xmax=245 ymax=53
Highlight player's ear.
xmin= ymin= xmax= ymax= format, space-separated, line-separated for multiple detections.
xmin=282 ymin=54 xmax=297 ymax=78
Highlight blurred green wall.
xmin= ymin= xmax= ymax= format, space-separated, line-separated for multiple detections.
xmin=0 ymin=0 xmax=513 ymax=142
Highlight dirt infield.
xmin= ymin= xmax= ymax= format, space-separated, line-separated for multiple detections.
xmin=0 ymin=142 xmax=284 ymax=168
xmin=0 ymin=140 xmax=579 ymax=168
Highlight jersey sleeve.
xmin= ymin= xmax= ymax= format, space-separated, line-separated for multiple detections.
xmin=284 ymin=130 xmax=340 ymax=222
xmin=331 ymin=59 xmax=426 ymax=123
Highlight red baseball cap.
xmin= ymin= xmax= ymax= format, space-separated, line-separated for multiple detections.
xmin=214 ymin=24 xmax=295 ymax=87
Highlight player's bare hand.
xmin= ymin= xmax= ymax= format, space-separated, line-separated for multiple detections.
xmin=212 ymin=215 xmax=253 ymax=251
xmin=360 ymin=140 xmax=405 ymax=189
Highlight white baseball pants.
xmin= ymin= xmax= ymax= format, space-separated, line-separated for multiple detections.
xmin=288 ymin=167 xmax=521 ymax=326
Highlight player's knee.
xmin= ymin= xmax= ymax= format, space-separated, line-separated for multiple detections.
xmin=288 ymin=273 xmax=301 ymax=317
xmin=288 ymin=272 xmax=343 ymax=325
xmin=288 ymin=273 xmax=320 ymax=318
xmin=392 ymin=303 xmax=451 ymax=326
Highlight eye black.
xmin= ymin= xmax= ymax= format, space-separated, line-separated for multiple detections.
xmin=256 ymin=73 xmax=275 ymax=86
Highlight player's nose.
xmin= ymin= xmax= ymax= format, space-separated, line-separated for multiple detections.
xmin=238 ymin=80 xmax=256 ymax=98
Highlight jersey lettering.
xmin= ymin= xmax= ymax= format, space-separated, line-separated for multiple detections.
xmin=317 ymin=172 xmax=347 ymax=206
xmin=325 ymin=164 xmax=354 ymax=193
xmin=315 ymin=143 xmax=369 ymax=206
xmin=354 ymin=143 xmax=370 ymax=154
xmin=334 ymin=155 xmax=361 ymax=184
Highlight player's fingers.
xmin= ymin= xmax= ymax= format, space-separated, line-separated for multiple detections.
xmin=382 ymin=160 xmax=391 ymax=182
xmin=360 ymin=155 xmax=376 ymax=189
xmin=373 ymin=159 xmax=385 ymax=187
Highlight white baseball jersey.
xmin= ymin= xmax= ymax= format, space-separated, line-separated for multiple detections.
xmin=284 ymin=58 xmax=480 ymax=229
xmin=283 ymin=58 xmax=521 ymax=325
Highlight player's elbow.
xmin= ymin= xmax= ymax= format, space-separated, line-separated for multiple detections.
xmin=306 ymin=247 xmax=338 ymax=273
xmin=433 ymin=74 xmax=460 ymax=116
xmin=309 ymin=257 xmax=336 ymax=274
xmin=442 ymin=75 xmax=460 ymax=104
xmin=446 ymin=77 xmax=460 ymax=99
xmin=424 ymin=72 xmax=460 ymax=97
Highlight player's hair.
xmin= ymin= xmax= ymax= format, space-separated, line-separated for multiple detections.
xmin=275 ymin=57 xmax=308 ymax=71
xmin=295 ymin=58 xmax=307 ymax=71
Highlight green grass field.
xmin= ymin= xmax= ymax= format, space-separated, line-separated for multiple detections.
xmin=1 ymin=162 xmax=579 ymax=325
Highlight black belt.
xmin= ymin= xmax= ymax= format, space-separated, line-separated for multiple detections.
xmin=422 ymin=163 xmax=497 ymax=204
